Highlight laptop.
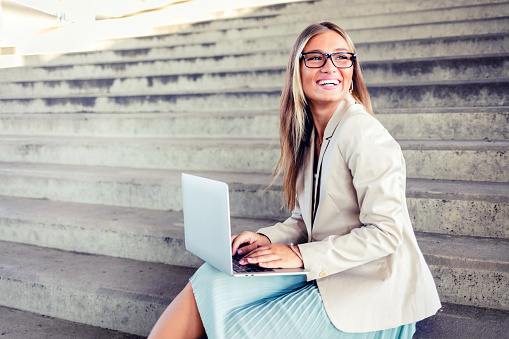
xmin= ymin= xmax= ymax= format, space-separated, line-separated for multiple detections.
xmin=182 ymin=173 xmax=309 ymax=277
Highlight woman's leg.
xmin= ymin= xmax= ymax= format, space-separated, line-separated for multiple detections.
xmin=147 ymin=282 xmax=206 ymax=339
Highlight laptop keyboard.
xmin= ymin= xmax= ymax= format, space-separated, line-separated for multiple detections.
xmin=232 ymin=253 xmax=273 ymax=273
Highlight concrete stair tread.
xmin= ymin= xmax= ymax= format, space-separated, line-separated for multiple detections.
xmin=0 ymin=161 xmax=275 ymax=186
xmin=0 ymin=306 xmax=143 ymax=339
xmin=376 ymin=106 xmax=509 ymax=115
xmin=0 ymin=106 xmax=505 ymax=118
xmin=416 ymin=231 xmax=509 ymax=269
xmin=414 ymin=302 xmax=509 ymax=339
xmin=0 ymin=135 xmax=508 ymax=154
xmin=0 ymin=134 xmax=279 ymax=146
xmin=0 ymin=86 xmax=281 ymax=101
xmin=0 ymin=240 xmax=195 ymax=336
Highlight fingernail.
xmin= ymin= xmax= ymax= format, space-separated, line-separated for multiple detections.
xmin=239 ymin=259 xmax=245 ymax=264
xmin=247 ymin=258 xmax=253 ymax=262
xmin=237 ymin=249 xmax=243 ymax=255
xmin=259 ymin=262 xmax=264 ymax=266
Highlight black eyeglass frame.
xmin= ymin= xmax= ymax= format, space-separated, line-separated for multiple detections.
xmin=300 ymin=52 xmax=356 ymax=69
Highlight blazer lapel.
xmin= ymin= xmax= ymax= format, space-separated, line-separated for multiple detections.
xmin=301 ymin=132 xmax=315 ymax=239
xmin=311 ymin=94 xmax=357 ymax=227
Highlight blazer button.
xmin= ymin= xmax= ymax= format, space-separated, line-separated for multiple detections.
xmin=319 ymin=271 xmax=327 ymax=278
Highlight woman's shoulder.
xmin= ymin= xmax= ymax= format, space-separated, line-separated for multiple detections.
xmin=338 ymin=103 xmax=388 ymax=137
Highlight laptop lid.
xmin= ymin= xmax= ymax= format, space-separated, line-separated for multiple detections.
xmin=182 ymin=173 xmax=233 ymax=275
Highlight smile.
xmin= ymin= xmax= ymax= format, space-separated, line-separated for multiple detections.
xmin=317 ymin=79 xmax=340 ymax=86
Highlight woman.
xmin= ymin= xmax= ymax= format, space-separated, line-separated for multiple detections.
xmin=148 ymin=22 xmax=441 ymax=339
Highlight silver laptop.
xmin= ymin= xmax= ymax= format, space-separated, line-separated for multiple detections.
xmin=182 ymin=173 xmax=309 ymax=277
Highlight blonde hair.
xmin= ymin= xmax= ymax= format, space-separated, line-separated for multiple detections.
xmin=274 ymin=22 xmax=373 ymax=211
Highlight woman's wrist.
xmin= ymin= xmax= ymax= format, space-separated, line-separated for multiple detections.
xmin=289 ymin=243 xmax=304 ymax=267
xmin=257 ymin=232 xmax=271 ymax=244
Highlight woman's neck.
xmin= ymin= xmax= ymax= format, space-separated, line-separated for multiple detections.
xmin=310 ymin=101 xmax=339 ymax=143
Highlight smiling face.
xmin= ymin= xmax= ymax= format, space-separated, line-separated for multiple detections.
xmin=300 ymin=30 xmax=354 ymax=114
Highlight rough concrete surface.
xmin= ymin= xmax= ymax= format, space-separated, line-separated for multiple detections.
xmin=0 ymin=306 xmax=143 ymax=339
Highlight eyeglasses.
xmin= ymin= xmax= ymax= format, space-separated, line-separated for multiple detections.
xmin=300 ymin=52 xmax=356 ymax=68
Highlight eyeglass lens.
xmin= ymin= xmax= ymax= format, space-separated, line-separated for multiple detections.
xmin=303 ymin=53 xmax=354 ymax=68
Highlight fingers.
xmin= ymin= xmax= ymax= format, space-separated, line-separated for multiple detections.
xmin=240 ymin=244 xmax=303 ymax=269
xmin=231 ymin=231 xmax=271 ymax=256
xmin=230 ymin=231 xmax=259 ymax=256
xmin=239 ymin=251 xmax=279 ymax=265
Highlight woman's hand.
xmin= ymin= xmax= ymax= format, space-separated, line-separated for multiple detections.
xmin=240 ymin=244 xmax=304 ymax=269
xmin=231 ymin=231 xmax=271 ymax=256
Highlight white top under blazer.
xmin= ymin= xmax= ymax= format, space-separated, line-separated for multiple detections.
xmin=258 ymin=94 xmax=441 ymax=333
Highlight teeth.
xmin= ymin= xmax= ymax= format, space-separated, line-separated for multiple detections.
xmin=318 ymin=80 xmax=339 ymax=86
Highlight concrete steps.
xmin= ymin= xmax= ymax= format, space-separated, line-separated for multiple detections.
xmin=0 ymin=136 xmax=506 ymax=182
xmin=151 ymin=1 xmax=509 ymax=36
xmin=9 ymin=32 xmax=509 ymax=70
xmin=0 ymin=79 xmax=506 ymax=113
xmin=0 ymin=306 xmax=143 ymax=339
xmin=0 ymin=240 xmax=195 ymax=337
xmin=0 ymin=165 xmax=507 ymax=236
xmin=0 ymin=107 xmax=507 ymax=140
xmin=0 ymin=229 xmax=507 ymax=337
xmin=87 ymin=16 xmax=509 ymax=51
xmin=0 ymin=0 xmax=507 ymax=337
xmin=2 ymin=54 xmax=507 ymax=96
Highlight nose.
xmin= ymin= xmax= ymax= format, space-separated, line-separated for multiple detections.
xmin=321 ymin=55 xmax=336 ymax=72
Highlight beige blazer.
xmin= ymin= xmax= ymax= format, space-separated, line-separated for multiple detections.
xmin=258 ymin=94 xmax=441 ymax=333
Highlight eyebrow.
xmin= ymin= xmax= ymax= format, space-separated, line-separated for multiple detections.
xmin=303 ymin=48 xmax=350 ymax=53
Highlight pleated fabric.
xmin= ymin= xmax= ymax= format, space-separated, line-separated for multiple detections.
xmin=190 ymin=263 xmax=416 ymax=339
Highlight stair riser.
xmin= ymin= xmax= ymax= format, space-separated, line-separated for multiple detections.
xmin=0 ymin=217 xmax=204 ymax=268
xmin=0 ymin=279 xmax=166 ymax=336
xmin=0 ymin=82 xmax=506 ymax=113
xmin=11 ymin=33 xmax=508 ymax=67
xmin=0 ymin=172 xmax=286 ymax=218
xmin=92 ymin=17 xmax=509 ymax=51
xmin=3 ymin=56 xmax=507 ymax=96
xmin=149 ymin=2 xmax=509 ymax=38
xmin=0 ymin=113 xmax=280 ymax=139
xmin=0 ymin=141 xmax=505 ymax=182
xmin=377 ymin=111 xmax=509 ymax=141
xmin=1 ymin=111 xmax=506 ymax=141
xmin=408 ymin=198 xmax=508 ymax=239
xmin=370 ymin=82 xmax=508 ymax=109
xmin=404 ymin=149 xmax=508 ymax=182
xmin=0 ymin=173 xmax=504 ymax=227
xmin=429 ymin=265 xmax=509 ymax=311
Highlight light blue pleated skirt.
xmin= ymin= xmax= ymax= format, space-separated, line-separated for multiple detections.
xmin=190 ymin=263 xmax=416 ymax=339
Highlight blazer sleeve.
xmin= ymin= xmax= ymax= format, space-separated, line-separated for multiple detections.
xmin=298 ymin=111 xmax=408 ymax=281
xmin=256 ymin=195 xmax=308 ymax=245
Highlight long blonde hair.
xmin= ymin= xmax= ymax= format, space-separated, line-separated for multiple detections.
xmin=274 ymin=22 xmax=373 ymax=211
